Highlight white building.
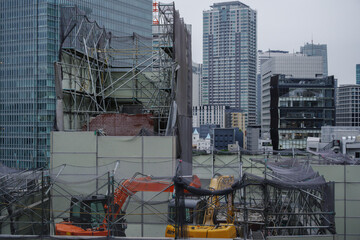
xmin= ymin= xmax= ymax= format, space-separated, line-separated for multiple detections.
xmin=192 ymin=129 xmax=211 ymax=153
xmin=192 ymin=105 xmax=226 ymax=128
xmin=256 ymin=50 xmax=299 ymax=124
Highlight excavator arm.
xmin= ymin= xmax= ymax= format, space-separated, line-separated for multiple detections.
xmin=203 ymin=175 xmax=235 ymax=225
xmin=56 ymin=173 xmax=201 ymax=236
xmin=106 ymin=173 xmax=176 ymax=227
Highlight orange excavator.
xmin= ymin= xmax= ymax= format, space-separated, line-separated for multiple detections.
xmin=55 ymin=173 xmax=201 ymax=236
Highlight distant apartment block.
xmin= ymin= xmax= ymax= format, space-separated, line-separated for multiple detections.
xmin=192 ymin=105 xmax=226 ymax=128
xmin=337 ymin=85 xmax=360 ymax=126
xmin=225 ymin=108 xmax=246 ymax=147
xmin=212 ymin=128 xmax=236 ymax=151
xmin=246 ymin=125 xmax=261 ymax=152
xmin=202 ymin=1 xmax=257 ymax=126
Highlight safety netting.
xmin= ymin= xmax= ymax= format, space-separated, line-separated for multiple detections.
xmin=172 ymin=157 xmax=335 ymax=238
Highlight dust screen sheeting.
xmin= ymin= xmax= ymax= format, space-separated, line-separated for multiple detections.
xmin=60 ymin=6 xmax=110 ymax=57
xmin=270 ymin=75 xmax=280 ymax=150
xmin=173 ymin=158 xmax=336 ymax=237
xmin=308 ymin=149 xmax=360 ymax=165
xmin=173 ymin=9 xmax=193 ymax=176
xmin=58 ymin=4 xmax=184 ymax=137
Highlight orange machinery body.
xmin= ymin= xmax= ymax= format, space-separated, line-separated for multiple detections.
xmin=55 ymin=222 xmax=108 ymax=236
xmin=56 ymin=175 xmax=201 ymax=236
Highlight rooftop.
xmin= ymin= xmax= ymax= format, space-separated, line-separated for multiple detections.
xmin=211 ymin=1 xmax=249 ymax=9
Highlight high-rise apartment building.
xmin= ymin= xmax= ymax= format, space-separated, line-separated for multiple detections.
xmin=202 ymin=1 xmax=257 ymax=126
xmin=337 ymin=85 xmax=360 ymax=126
xmin=0 ymin=0 xmax=152 ymax=168
xmin=300 ymin=42 xmax=328 ymax=77
xmin=357 ymin=64 xmax=360 ymax=85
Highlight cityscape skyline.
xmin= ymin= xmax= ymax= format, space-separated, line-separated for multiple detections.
xmin=161 ymin=0 xmax=360 ymax=85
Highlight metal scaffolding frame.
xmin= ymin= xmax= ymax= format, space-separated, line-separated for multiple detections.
xmin=0 ymin=149 xmax=340 ymax=239
xmin=57 ymin=5 xmax=177 ymax=134
xmin=0 ymin=167 xmax=50 ymax=235
xmin=189 ymin=150 xmax=336 ymax=239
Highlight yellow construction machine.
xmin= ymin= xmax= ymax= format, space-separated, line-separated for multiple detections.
xmin=165 ymin=174 xmax=237 ymax=238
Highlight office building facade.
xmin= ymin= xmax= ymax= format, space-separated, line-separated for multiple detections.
xmin=337 ymin=85 xmax=360 ymax=126
xmin=192 ymin=105 xmax=226 ymax=128
xmin=0 ymin=0 xmax=152 ymax=168
xmin=212 ymin=128 xmax=236 ymax=151
xmin=256 ymin=50 xmax=300 ymax=124
xmin=357 ymin=64 xmax=360 ymax=85
xmin=269 ymin=75 xmax=336 ymax=150
xmin=261 ymin=55 xmax=324 ymax=137
xmin=300 ymin=42 xmax=328 ymax=77
xmin=202 ymin=1 xmax=257 ymax=126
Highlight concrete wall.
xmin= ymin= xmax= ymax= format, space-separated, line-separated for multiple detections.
xmin=50 ymin=133 xmax=357 ymax=239
xmin=50 ymin=132 xmax=176 ymax=237
xmin=313 ymin=165 xmax=360 ymax=240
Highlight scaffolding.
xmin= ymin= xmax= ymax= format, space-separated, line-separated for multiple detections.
xmin=0 ymin=166 xmax=50 ymax=235
xmin=0 ymin=147 xmax=343 ymax=239
xmin=56 ymin=4 xmax=178 ymax=134
xmin=189 ymin=149 xmax=336 ymax=239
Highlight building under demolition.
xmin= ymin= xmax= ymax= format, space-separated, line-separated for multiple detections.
xmin=55 ymin=3 xmax=193 ymax=174
xmin=1 ymin=144 xmax=356 ymax=239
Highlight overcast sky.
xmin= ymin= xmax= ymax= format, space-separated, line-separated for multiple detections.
xmin=160 ymin=0 xmax=360 ymax=84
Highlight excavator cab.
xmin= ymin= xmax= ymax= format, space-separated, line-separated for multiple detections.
xmin=65 ymin=194 xmax=127 ymax=236
xmin=68 ymin=195 xmax=109 ymax=230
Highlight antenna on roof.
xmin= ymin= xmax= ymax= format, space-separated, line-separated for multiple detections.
xmin=311 ymin=33 xmax=314 ymax=55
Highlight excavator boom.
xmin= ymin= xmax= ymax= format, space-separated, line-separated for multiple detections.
xmin=56 ymin=174 xmax=174 ymax=236
xmin=56 ymin=174 xmax=201 ymax=236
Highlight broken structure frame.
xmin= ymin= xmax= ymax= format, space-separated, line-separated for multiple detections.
xmin=56 ymin=4 xmax=177 ymax=135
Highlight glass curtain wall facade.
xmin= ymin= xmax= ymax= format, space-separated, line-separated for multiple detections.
xmin=356 ymin=64 xmax=360 ymax=85
xmin=270 ymin=75 xmax=336 ymax=150
xmin=0 ymin=0 xmax=59 ymax=169
xmin=0 ymin=0 xmax=152 ymax=169
xmin=58 ymin=0 xmax=152 ymax=38
xmin=202 ymin=1 xmax=257 ymax=126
